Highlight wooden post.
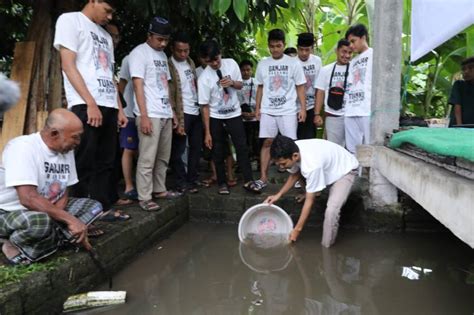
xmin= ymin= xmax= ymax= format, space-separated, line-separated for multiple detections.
xmin=0 ymin=42 xmax=36 ymax=152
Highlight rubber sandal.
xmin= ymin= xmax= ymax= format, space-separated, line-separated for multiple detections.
xmin=99 ymin=210 xmax=131 ymax=221
xmin=253 ymin=179 xmax=268 ymax=191
xmin=123 ymin=188 xmax=138 ymax=200
xmin=152 ymin=191 xmax=183 ymax=200
xmin=139 ymin=200 xmax=161 ymax=211
xmin=295 ymin=194 xmax=305 ymax=203
xmin=218 ymin=185 xmax=230 ymax=195
xmin=227 ymin=179 xmax=238 ymax=187
xmin=6 ymin=252 xmax=31 ymax=266
xmin=87 ymin=226 xmax=105 ymax=238
xmin=115 ymin=198 xmax=133 ymax=206
xmin=243 ymin=181 xmax=262 ymax=194
xmin=201 ymin=177 xmax=216 ymax=188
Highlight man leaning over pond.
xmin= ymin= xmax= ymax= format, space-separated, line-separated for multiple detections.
xmin=0 ymin=109 xmax=103 ymax=265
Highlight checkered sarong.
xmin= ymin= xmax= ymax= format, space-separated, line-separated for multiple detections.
xmin=0 ymin=197 xmax=102 ymax=262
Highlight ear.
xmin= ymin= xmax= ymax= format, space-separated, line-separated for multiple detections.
xmin=50 ymin=128 xmax=60 ymax=138
xmin=292 ymin=152 xmax=300 ymax=160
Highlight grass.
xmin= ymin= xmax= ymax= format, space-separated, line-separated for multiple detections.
xmin=0 ymin=256 xmax=68 ymax=287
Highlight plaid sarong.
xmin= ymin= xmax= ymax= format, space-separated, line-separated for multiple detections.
xmin=0 ymin=197 xmax=102 ymax=262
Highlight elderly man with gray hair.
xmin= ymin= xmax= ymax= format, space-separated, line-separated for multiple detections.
xmin=0 ymin=109 xmax=103 ymax=265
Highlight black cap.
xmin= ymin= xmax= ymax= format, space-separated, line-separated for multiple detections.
xmin=148 ymin=17 xmax=171 ymax=37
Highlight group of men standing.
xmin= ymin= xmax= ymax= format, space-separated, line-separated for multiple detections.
xmin=0 ymin=0 xmax=377 ymax=265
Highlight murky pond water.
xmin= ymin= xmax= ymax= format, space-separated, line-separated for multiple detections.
xmin=81 ymin=223 xmax=474 ymax=315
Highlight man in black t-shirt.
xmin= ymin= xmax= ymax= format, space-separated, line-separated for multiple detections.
xmin=450 ymin=56 xmax=474 ymax=126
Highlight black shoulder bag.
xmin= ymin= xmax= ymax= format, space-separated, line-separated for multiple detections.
xmin=327 ymin=63 xmax=349 ymax=111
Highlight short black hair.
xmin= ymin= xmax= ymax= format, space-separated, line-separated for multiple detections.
xmin=268 ymin=29 xmax=285 ymax=43
xmin=270 ymin=135 xmax=300 ymax=160
xmin=345 ymin=24 xmax=369 ymax=40
xmin=297 ymin=32 xmax=315 ymax=47
xmin=336 ymin=39 xmax=350 ymax=49
xmin=199 ymin=39 xmax=221 ymax=60
xmin=172 ymin=31 xmax=190 ymax=46
xmin=239 ymin=60 xmax=253 ymax=68
xmin=284 ymin=47 xmax=297 ymax=55
xmin=461 ymin=56 xmax=474 ymax=66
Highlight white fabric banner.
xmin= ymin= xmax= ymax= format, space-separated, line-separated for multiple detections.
xmin=411 ymin=0 xmax=474 ymax=62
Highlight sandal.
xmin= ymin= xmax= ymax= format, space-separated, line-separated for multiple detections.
xmin=6 ymin=252 xmax=31 ymax=266
xmin=152 ymin=191 xmax=183 ymax=200
xmin=99 ymin=210 xmax=131 ymax=222
xmin=123 ymin=188 xmax=138 ymax=200
xmin=295 ymin=194 xmax=306 ymax=204
xmin=115 ymin=198 xmax=133 ymax=206
xmin=87 ymin=226 xmax=105 ymax=238
xmin=253 ymin=179 xmax=268 ymax=191
xmin=243 ymin=181 xmax=262 ymax=194
xmin=218 ymin=185 xmax=230 ymax=195
xmin=227 ymin=179 xmax=238 ymax=187
xmin=201 ymin=177 xmax=216 ymax=188
xmin=187 ymin=186 xmax=199 ymax=194
xmin=139 ymin=200 xmax=161 ymax=211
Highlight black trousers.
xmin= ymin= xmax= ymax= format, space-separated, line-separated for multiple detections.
xmin=243 ymin=120 xmax=260 ymax=160
xmin=297 ymin=109 xmax=316 ymax=139
xmin=70 ymin=105 xmax=118 ymax=211
xmin=210 ymin=116 xmax=253 ymax=186
xmin=169 ymin=113 xmax=203 ymax=189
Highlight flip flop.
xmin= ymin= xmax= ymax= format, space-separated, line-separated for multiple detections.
xmin=139 ymin=200 xmax=161 ymax=211
xmin=218 ymin=185 xmax=230 ymax=195
xmin=201 ymin=177 xmax=217 ymax=188
xmin=227 ymin=179 xmax=238 ymax=187
xmin=6 ymin=252 xmax=31 ymax=266
xmin=253 ymin=179 xmax=268 ymax=192
xmin=87 ymin=226 xmax=105 ymax=238
xmin=152 ymin=191 xmax=182 ymax=199
xmin=115 ymin=198 xmax=133 ymax=206
xmin=99 ymin=210 xmax=131 ymax=222
xmin=243 ymin=181 xmax=262 ymax=194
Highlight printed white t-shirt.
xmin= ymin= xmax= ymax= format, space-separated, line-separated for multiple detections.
xmin=198 ymin=58 xmax=243 ymax=119
xmin=53 ymin=12 xmax=117 ymax=109
xmin=238 ymin=78 xmax=257 ymax=107
xmin=171 ymin=57 xmax=199 ymax=116
xmin=296 ymin=54 xmax=322 ymax=111
xmin=345 ymin=48 xmax=373 ymax=117
xmin=255 ymin=54 xmax=306 ymax=116
xmin=0 ymin=133 xmax=79 ymax=211
xmin=315 ymin=62 xmax=350 ymax=116
xmin=118 ymin=55 xmax=135 ymax=118
xmin=129 ymin=43 xmax=172 ymax=118
xmin=287 ymin=139 xmax=359 ymax=193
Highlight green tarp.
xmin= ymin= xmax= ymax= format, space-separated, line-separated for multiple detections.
xmin=389 ymin=128 xmax=474 ymax=162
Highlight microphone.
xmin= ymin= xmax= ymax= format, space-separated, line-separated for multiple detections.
xmin=216 ymin=69 xmax=228 ymax=94
xmin=0 ymin=73 xmax=20 ymax=113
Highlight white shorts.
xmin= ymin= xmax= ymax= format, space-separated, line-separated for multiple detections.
xmin=259 ymin=113 xmax=297 ymax=139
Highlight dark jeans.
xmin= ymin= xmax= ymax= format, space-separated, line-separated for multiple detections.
xmin=297 ymin=109 xmax=316 ymax=139
xmin=70 ymin=105 xmax=118 ymax=211
xmin=210 ymin=116 xmax=253 ymax=186
xmin=243 ymin=120 xmax=260 ymax=160
xmin=169 ymin=113 xmax=203 ymax=189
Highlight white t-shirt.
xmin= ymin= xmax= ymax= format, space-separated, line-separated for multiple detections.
xmin=53 ymin=12 xmax=117 ymax=109
xmin=129 ymin=43 xmax=172 ymax=118
xmin=118 ymin=55 xmax=135 ymax=118
xmin=196 ymin=66 xmax=205 ymax=78
xmin=345 ymin=48 xmax=373 ymax=117
xmin=238 ymin=78 xmax=257 ymax=107
xmin=0 ymin=133 xmax=79 ymax=211
xmin=198 ymin=58 xmax=243 ymax=119
xmin=297 ymin=54 xmax=322 ymax=111
xmin=171 ymin=57 xmax=199 ymax=116
xmin=287 ymin=139 xmax=359 ymax=193
xmin=255 ymin=54 xmax=306 ymax=115
xmin=315 ymin=62 xmax=350 ymax=116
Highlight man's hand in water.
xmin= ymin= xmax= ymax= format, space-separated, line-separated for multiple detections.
xmin=289 ymin=228 xmax=301 ymax=242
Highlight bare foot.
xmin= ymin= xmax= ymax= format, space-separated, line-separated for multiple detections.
xmin=2 ymin=240 xmax=20 ymax=260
